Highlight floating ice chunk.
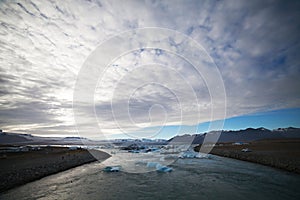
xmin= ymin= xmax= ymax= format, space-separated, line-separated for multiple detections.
xmin=241 ymin=148 xmax=252 ymax=152
xmin=156 ymin=164 xmax=173 ymax=172
xmin=103 ymin=166 xmax=120 ymax=172
xmin=146 ymin=162 xmax=173 ymax=172
xmin=179 ymin=151 xmax=210 ymax=159
xmin=178 ymin=151 xmax=196 ymax=158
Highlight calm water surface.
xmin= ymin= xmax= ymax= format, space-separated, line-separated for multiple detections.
xmin=1 ymin=154 xmax=299 ymax=200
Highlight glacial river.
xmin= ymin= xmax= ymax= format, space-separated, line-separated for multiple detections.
xmin=1 ymin=154 xmax=300 ymax=200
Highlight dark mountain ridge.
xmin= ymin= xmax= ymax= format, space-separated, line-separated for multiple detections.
xmin=169 ymin=127 xmax=300 ymax=144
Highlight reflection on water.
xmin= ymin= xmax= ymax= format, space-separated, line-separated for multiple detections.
xmin=1 ymin=154 xmax=300 ymax=200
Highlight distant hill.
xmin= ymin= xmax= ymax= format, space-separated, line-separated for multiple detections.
xmin=169 ymin=127 xmax=300 ymax=144
xmin=0 ymin=132 xmax=31 ymax=143
xmin=0 ymin=132 xmax=89 ymax=145
xmin=0 ymin=131 xmax=168 ymax=146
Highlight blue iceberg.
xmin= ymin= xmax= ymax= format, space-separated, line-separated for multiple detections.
xmin=103 ymin=166 xmax=120 ymax=172
xmin=156 ymin=164 xmax=173 ymax=172
xmin=146 ymin=162 xmax=173 ymax=172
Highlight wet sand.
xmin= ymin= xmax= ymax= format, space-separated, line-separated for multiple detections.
xmin=195 ymin=139 xmax=300 ymax=173
xmin=0 ymin=146 xmax=110 ymax=193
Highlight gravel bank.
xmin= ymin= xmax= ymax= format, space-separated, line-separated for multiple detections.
xmin=0 ymin=146 xmax=110 ymax=193
xmin=195 ymin=139 xmax=300 ymax=173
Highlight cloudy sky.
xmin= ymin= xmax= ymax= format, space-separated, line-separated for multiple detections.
xmin=0 ymin=0 xmax=299 ymax=139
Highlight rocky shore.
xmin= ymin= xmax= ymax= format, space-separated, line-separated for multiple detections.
xmin=0 ymin=146 xmax=110 ymax=193
xmin=195 ymin=139 xmax=300 ymax=174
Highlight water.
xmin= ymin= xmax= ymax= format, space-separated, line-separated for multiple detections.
xmin=1 ymin=154 xmax=300 ymax=200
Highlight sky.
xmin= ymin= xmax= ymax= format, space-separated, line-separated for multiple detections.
xmin=0 ymin=0 xmax=299 ymax=139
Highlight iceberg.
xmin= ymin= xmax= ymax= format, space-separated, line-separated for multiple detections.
xmin=146 ymin=162 xmax=173 ymax=172
xmin=103 ymin=166 xmax=120 ymax=172
xmin=178 ymin=150 xmax=210 ymax=159
xmin=156 ymin=164 xmax=173 ymax=172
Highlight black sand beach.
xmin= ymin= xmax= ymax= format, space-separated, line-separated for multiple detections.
xmin=0 ymin=146 xmax=110 ymax=193
xmin=195 ymin=139 xmax=300 ymax=173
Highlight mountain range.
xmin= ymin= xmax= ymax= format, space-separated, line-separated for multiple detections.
xmin=1 ymin=127 xmax=300 ymax=145
xmin=169 ymin=127 xmax=300 ymax=144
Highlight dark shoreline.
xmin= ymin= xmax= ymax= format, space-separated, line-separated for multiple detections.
xmin=0 ymin=147 xmax=110 ymax=193
xmin=195 ymin=139 xmax=300 ymax=174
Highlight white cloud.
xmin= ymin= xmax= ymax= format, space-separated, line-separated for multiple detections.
xmin=0 ymin=0 xmax=299 ymax=138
